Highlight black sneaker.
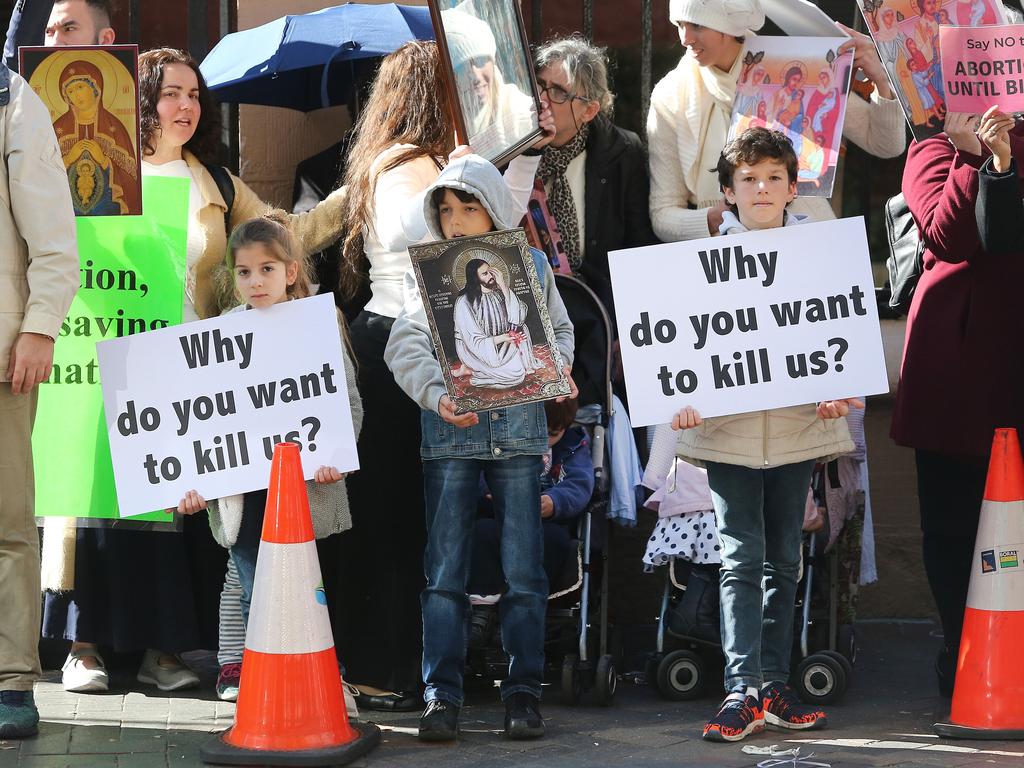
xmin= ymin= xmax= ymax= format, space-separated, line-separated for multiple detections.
xmin=418 ymin=699 xmax=460 ymax=742
xmin=702 ymin=693 xmax=764 ymax=742
xmin=504 ymin=692 xmax=545 ymax=739
xmin=761 ymin=682 xmax=828 ymax=730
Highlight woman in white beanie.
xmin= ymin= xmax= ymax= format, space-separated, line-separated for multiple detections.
xmin=647 ymin=0 xmax=906 ymax=241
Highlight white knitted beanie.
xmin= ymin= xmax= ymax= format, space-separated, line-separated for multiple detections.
xmin=441 ymin=7 xmax=497 ymax=67
xmin=668 ymin=0 xmax=766 ymax=36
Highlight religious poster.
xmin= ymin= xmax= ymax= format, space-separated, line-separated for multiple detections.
xmin=728 ymin=37 xmax=854 ymax=198
xmin=857 ymin=0 xmax=1006 ymax=141
xmin=409 ymin=228 xmax=572 ymax=412
xmin=20 ymin=44 xmax=142 ymax=216
xmin=521 ymin=179 xmax=573 ymax=275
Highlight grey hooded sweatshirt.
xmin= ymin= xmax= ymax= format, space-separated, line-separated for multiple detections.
xmin=385 ymin=154 xmax=574 ymax=414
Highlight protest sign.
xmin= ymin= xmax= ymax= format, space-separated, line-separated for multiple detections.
xmin=729 ymin=37 xmax=853 ymax=197
xmin=32 ymin=176 xmax=188 ymax=524
xmin=97 ymin=293 xmax=359 ymax=517
xmin=857 ymin=0 xmax=1006 ymax=141
xmin=607 ymin=218 xmax=888 ymax=428
xmin=940 ymin=25 xmax=1024 ymax=113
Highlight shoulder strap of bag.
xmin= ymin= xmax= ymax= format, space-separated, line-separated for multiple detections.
xmin=884 ymin=192 xmax=925 ymax=314
xmin=203 ymin=162 xmax=235 ymax=237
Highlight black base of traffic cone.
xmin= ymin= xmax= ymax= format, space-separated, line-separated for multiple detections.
xmin=934 ymin=721 xmax=1024 ymax=740
xmin=200 ymin=721 xmax=381 ymax=766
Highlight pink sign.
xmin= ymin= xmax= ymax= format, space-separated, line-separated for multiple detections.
xmin=941 ymin=24 xmax=1024 ymax=114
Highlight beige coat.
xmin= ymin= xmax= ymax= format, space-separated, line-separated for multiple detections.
xmin=0 ymin=69 xmax=78 ymax=379
xmin=181 ymin=150 xmax=348 ymax=319
xmin=676 ymin=404 xmax=854 ymax=470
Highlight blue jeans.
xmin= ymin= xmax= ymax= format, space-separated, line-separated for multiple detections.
xmin=422 ymin=455 xmax=547 ymax=706
xmin=704 ymin=460 xmax=814 ymax=692
xmin=229 ymin=490 xmax=267 ymax=627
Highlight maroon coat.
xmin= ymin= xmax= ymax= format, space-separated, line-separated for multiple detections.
xmin=891 ymin=133 xmax=1024 ymax=457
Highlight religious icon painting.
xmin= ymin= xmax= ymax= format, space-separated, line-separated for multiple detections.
xmin=409 ymin=228 xmax=572 ymax=412
xmin=727 ymin=37 xmax=854 ymax=198
xmin=20 ymin=45 xmax=142 ymax=216
xmin=856 ymin=0 xmax=1006 ymax=141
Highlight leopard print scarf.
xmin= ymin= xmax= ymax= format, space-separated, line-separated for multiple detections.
xmin=537 ymin=122 xmax=590 ymax=270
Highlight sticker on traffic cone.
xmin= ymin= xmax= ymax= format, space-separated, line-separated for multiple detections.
xmin=201 ymin=442 xmax=380 ymax=765
xmin=935 ymin=428 xmax=1024 ymax=740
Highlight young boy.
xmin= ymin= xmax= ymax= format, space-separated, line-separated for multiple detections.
xmin=384 ymin=154 xmax=576 ymax=742
xmin=467 ymin=398 xmax=594 ymax=646
xmin=672 ymin=128 xmax=861 ymax=742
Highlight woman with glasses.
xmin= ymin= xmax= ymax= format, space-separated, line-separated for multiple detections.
xmin=532 ymin=37 xmax=658 ymax=318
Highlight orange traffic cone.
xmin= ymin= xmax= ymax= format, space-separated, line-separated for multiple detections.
xmin=935 ymin=428 xmax=1024 ymax=739
xmin=201 ymin=442 xmax=380 ymax=765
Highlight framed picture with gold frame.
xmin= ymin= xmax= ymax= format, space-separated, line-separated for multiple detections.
xmin=428 ymin=0 xmax=543 ymax=167
xmin=409 ymin=228 xmax=571 ymax=412
xmin=20 ymin=44 xmax=142 ymax=216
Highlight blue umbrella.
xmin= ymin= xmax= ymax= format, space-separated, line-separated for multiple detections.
xmin=200 ymin=2 xmax=435 ymax=111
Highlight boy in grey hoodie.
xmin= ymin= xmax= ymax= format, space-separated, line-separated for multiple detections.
xmin=385 ymin=153 xmax=575 ymax=743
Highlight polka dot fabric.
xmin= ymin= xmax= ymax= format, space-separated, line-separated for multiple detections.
xmin=643 ymin=509 xmax=722 ymax=568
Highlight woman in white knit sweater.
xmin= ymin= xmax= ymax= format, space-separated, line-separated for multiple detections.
xmin=647 ymin=0 xmax=907 ymax=242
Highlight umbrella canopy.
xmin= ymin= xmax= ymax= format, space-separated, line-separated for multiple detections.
xmin=200 ymin=2 xmax=434 ymax=112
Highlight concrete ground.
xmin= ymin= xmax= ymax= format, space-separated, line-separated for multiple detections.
xmin=5 ymin=621 xmax=1024 ymax=768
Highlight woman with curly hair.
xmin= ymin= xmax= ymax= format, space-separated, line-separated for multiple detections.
xmin=41 ymin=49 xmax=349 ymax=695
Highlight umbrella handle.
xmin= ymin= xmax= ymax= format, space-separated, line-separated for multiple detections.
xmin=320 ymin=43 xmax=359 ymax=110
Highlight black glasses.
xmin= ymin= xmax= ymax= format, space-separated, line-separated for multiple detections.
xmin=539 ymin=83 xmax=581 ymax=105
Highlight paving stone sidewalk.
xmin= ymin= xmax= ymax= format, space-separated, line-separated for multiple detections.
xmin=4 ymin=622 xmax=1024 ymax=768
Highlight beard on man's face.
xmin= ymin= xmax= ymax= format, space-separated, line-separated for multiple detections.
xmin=482 ymin=275 xmax=499 ymax=291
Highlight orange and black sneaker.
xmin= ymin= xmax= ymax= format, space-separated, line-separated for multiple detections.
xmin=761 ymin=682 xmax=828 ymax=730
xmin=702 ymin=693 xmax=764 ymax=742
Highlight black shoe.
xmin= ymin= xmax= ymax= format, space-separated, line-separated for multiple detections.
xmin=353 ymin=689 xmax=421 ymax=712
xmin=418 ymin=699 xmax=460 ymax=742
xmin=504 ymin=692 xmax=545 ymax=740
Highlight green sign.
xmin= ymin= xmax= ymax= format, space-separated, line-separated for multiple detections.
xmin=33 ymin=176 xmax=189 ymax=522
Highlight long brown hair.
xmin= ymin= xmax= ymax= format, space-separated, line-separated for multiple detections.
xmin=337 ymin=40 xmax=453 ymax=299
xmin=225 ymin=213 xmax=313 ymax=301
xmin=138 ymin=48 xmax=221 ymax=163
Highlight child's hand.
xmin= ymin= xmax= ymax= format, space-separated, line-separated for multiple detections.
xmin=540 ymin=494 xmax=555 ymax=519
xmin=176 ymin=490 xmax=207 ymax=515
xmin=977 ymin=105 xmax=1015 ymax=172
xmin=816 ymin=398 xmax=864 ymax=420
xmin=314 ymin=466 xmax=344 ymax=484
xmin=555 ymin=367 xmax=579 ymax=402
xmin=439 ymin=394 xmax=480 ymax=428
xmin=671 ymin=406 xmax=703 ymax=430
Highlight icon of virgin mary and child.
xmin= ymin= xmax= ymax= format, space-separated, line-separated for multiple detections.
xmin=53 ymin=60 xmax=140 ymax=216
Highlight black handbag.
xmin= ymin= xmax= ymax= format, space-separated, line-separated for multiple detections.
xmin=884 ymin=192 xmax=925 ymax=315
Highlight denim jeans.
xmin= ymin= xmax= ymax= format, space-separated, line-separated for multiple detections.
xmin=704 ymin=460 xmax=814 ymax=692
xmin=228 ymin=490 xmax=268 ymax=628
xmin=421 ymin=455 xmax=547 ymax=706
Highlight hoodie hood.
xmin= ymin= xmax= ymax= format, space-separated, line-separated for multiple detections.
xmin=719 ymin=209 xmax=808 ymax=236
xmin=423 ymin=154 xmax=520 ymax=240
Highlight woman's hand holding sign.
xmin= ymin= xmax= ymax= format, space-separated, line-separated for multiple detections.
xmin=977 ymin=106 xmax=1015 ymax=173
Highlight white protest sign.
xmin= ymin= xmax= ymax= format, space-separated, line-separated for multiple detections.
xmin=96 ymin=293 xmax=358 ymax=517
xmin=608 ymin=217 xmax=888 ymax=428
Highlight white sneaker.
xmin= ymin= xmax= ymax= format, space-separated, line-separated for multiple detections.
xmin=344 ymin=682 xmax=360 ymax=722
xmin=62 ymin=650 xmax=109 ymax=693
xmin=136 ymin=649 xmax=200 ymax=692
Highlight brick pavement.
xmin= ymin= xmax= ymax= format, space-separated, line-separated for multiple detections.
xmin=5 ymin=622 xmax=1024 ymax=767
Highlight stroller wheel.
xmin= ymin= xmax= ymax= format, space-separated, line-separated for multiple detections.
xmin=821 ymin=649 xmax=854 ymax=681
xmin=561 ymin=654 xmax=582 ymax=706
xmin=795 ymin=653 xmax=847 ymax=704
xmin=656 ymin=649 xmax=705 ymax=701
xmin=594 ymin=654 xmax=617 ymax=706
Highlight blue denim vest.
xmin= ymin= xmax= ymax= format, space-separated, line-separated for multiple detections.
xmin=420 ymin=247 xmax=551 ymax=461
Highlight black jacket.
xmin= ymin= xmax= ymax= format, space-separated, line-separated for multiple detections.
xmin=575 ymin=113 xmax=659 ymax=318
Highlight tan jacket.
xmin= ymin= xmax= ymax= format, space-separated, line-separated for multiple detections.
xmin=0 ymin=69 xmax=78 ymax=379
xmin=182 ymin=150 xmax=347 ymax=319
xmin=676 ymin=404 xmax=854 ymax=470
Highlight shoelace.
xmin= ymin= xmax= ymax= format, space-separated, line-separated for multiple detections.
xmin=719 ymin=697 xmax=755 ymax=722
xmin=220 ymin=663 xmax=242 ymax=680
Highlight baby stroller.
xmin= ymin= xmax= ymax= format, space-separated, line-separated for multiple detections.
xmin=464 ymin=273 xmax=618 ymax=706
xmin=645 ymin=454 xmax=861 ymax=705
